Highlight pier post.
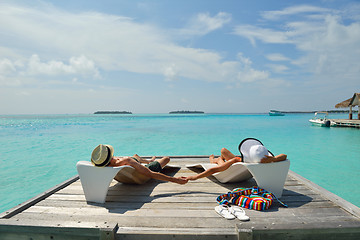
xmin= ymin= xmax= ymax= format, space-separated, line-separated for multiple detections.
xmin=237 ymin=227 xmax=253 ymax=240
xmin=349 ymin=106 xmax=353 ymax=119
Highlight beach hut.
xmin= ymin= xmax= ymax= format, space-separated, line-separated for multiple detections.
xmin=335 ymin=93 xmax=360 ymax=120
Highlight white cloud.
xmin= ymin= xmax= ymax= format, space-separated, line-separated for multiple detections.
xmin=0 ymin=4 xmax=265 ymax=87
xmin=233 ymin=25 xmax=292 ymax=46
xmin=237 ymin=68 xmax=269 ymax=83
xmin=267 ymin=64 xmax=289 ymax=73
xmin=236 ymin=53 xmax=269 ymax=83
xmin=192 ymin=12 xmax=232 ymax=34
xmin=26 ymin=54 xmax=99 ymax=77
xmin=0 ymin=54 xmax=100 ymax=88
xmin=176 ymin=12 xmax=232 ymax=38
xmin=237 ymin=53 xmax=253 ymax=66
xmin=261 ymin=5 xmax=332 ymax=20
xmin=290 ymin=15 xmax=360 ymax=81
xmin=0 ymin=58 xmax=22 ymax=87
xmin=343 ymin=3 xmax=360 ymax=21
xmin=233 ymin=4 xmax=360 ymax=87
xmin=266 ymin=53 xmax=290 ymax=62
xmin=0 ymin=58 xmax=16 ymax=74
xmin=163 ymin=64 xmax=179 ymax=81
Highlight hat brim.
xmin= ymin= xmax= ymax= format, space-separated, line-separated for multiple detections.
xmin=92 ymin=144 xmax=114 ymax=167
xmin=106 ymin=144 xmax=114 ymax=157
xmin=103 ymin=144 xmax=114 ymax=166
xmin=238 ymin=138 xmax=274 ymax=162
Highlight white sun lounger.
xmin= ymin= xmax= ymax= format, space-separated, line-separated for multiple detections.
xmin=76 ymin=161 xmax=180 ymax=203
xmin=186 ymin=159 xmax=290 ymax=197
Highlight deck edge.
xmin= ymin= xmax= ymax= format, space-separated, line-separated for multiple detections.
xmin=0 ymin=175 xmax=79 ymax=219
xmin=288 ymin=170 xmax=360 ymax=218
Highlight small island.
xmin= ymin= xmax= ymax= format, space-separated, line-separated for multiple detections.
xmin=94 ymin=111 xmax=132 ymax=114
xmin=169 ymin=110 xmax=205 ymax=114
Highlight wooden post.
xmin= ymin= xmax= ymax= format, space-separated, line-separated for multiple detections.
xmin=358 ymin=106 xmax=360 ymax=120
xmin=349 ymin=106 xmax=352 ymax=120
xmin=237 ymin=227 xmax=253 ymax=240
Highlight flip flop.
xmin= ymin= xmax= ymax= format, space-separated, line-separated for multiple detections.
xmin=214 ymin=205 xmax=235 ymax=220
xmin=229 ymin=206 xmax=250 ymax=221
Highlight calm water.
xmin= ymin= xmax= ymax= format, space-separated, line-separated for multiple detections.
xmin=0 ymin=113 xmax=359 ymax=213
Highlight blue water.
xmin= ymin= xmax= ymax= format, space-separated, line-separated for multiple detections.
xmin=1 ymin=113 xmax=359 ymax=213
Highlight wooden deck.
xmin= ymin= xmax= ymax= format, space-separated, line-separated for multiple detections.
xmin=1 ymin=156 xmax=360 ymax=240
xmin=332 ymin=119 xmax=360 ymax=128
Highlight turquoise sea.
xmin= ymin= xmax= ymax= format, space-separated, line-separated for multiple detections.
xmin=1 ymin=113 xmax=359 ymax=213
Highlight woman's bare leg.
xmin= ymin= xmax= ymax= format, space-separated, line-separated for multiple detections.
xmin=209 ymin=154 xmax=225 ymax=165
xmin=220 ymin=148 xmax=237 ymax=161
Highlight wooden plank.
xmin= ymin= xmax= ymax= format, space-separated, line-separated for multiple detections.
xmin=116 ymin=227 xmax=238 ymax=240
xmin=0 ymin=218 xmax=115 ymax=229
xmin=237 ymin=226 xmax=360 ymax=240
xmin=58 ymin=180 xmax=315 ymax=197
xmin=45 ymin=192 xmax=328 ymax=204
xmin=2 ymin=214 xmax=237 ymax=230
xmin=0 ymin=222 xmax=117 ymax=240
xmin=1 ymin=156 xmax=359 ymax=240
xmin=36 ymin=198 xmax=338 ymax=210
xmin=7 ymin=213 xmax=359 ymax=231
xmin=17 ymin=203 xmax=355 ymax=220
xmin=21 ymin=205 xmax=351 ymax=221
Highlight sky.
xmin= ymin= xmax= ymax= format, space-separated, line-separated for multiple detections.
xmin=0 ymin=0 xmax=359 ymax=114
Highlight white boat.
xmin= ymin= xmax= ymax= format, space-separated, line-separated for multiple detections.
xmin=309 ymin=112 xmax=336 ymax=127
xmin=269 ymin=110 xmax=285 ymax=116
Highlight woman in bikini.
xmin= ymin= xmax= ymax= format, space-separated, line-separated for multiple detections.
xmin=185 ymin=148 xmax=287 ymax=181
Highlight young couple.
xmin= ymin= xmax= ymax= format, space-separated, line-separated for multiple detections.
xmin=91 ymin=138 xmax=287 ymax=185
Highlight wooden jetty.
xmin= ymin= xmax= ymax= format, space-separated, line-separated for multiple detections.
xmin=1 ymin=156 xmax=360 ymax=240
xmin=332 ymin=119 xmax=360 ymax=128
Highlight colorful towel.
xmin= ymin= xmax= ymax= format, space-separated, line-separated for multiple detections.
xmin=216 ymin=186 xmax=287 ymax=211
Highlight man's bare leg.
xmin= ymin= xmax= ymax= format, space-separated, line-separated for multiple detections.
xmin=133 ymin=154 xmax=156 ymax=163
xmin=155 ymin=156 xmax=170 ymax=168
xmin=133 ymin=154 xmax=169 ymax=168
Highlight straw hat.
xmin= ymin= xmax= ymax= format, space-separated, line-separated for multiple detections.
xmin=91 ymin=144 xmax=114 ymax=167
xmin=238 ymin=138 xmax=274 ymax=163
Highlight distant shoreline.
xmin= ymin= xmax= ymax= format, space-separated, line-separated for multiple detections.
xmin=169 ymin=110 xmax=205 ymax=114
xmin=1 ymin=110 xmax=356 ymax=115
xmin=94 ymin=111 xmax=132 ymax=114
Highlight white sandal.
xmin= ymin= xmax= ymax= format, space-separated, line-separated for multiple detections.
xmin=229 ymin=206 xmax=250 ymax=221
xmin=214 ymin=205 xmax=235 ymax=220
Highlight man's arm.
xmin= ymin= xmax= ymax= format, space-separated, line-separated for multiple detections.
xmin=132 ymin=154 xmax=155 ymax=164
xmin=126 ymin=158 xmax=188 ymax=184
xmin=186 ymin=157 xmax=241 ymax=181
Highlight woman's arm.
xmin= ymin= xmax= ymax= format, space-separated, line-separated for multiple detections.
xmin=260 ymin=154 xmax=287 ymax=163
xmin=186 ymin=157 xmax=241 ymax=181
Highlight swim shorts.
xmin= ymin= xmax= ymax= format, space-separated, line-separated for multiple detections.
xmin=145 ymin=161 xmax=162 ymax=172
xmin=131 ymin=157 xmax=162 ymax=172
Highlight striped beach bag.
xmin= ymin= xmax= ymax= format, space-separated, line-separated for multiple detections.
xmin=216 ymin=186 xmax=287 ymax=211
